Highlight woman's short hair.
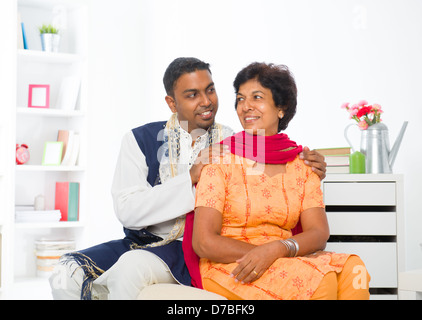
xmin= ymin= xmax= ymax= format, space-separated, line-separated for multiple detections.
xmin=233 ymin=62 xmax=297 ymax=132
xmin=163 ymin=57 xmax=211 ymax=97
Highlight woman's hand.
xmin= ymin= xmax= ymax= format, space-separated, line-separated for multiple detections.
xmin=230 ymin=241 xmax=285 ymax=284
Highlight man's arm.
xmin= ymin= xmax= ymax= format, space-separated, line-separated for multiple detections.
xmin=300 ymin=146 xmax=327 ymax=180
xmin=111 ymin=131 xmax=195 ymax=230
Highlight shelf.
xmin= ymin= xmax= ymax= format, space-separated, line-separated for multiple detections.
xmin=19 ymin=0 xmax=82 ymax=10
xmin=324 ymin=173 xmax=403 ymax=182
xmin=16 ymin=165 xmax=85 ymax=172
xmin=17 ymin=49 xmax=84 ymax=65
xmin=15 ymin=221 xmax=84 ymax=229
xmin=2 ymin=0 xmax=90 ymax=296
xmin=16 ymin=107 xmax=85 ymax=117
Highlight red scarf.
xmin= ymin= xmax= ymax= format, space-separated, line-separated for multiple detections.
xmin=220 ymin=130 xmax=302 ymax=164
xmin=182 ymin=131 xmax=303 ymax=288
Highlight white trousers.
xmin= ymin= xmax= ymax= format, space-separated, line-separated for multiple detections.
xmin=49 ymin=256 xmax=108 ymax=300
xmin=49 ymin=250 xmax=176 ymax=300
xmin=95 ymin=249 xmax=178 ymax=299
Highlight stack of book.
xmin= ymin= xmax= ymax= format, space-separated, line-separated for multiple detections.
xmin=35 ymin=240 xmax=75 ymax=277
xmin=316 ymin=147 xmax=351 ymax=174
xmin=15 ymin=206 xmax=61 ymax=223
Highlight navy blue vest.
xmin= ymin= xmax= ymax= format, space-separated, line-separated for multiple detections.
xmin=131 ymin=121 xmax=167 ymax=186
xmin=72 ymin=121 xmax=191 ymax=299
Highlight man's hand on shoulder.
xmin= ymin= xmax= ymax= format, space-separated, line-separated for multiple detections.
xmin=190 ymin=144 xmax=230 ymax=185
xmin=299 ymin=146 xmax=327 ymax=180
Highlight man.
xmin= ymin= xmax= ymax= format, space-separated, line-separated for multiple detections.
xmin=49 ymin=57 xmax=326 ymax=300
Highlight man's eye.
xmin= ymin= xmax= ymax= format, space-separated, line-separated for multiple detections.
xmin=254 ymin=95 xmax=262 ymax=99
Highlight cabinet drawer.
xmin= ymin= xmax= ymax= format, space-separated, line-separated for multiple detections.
xmin=327 ymin=212 xmax=396 ymax=235
xmin=325 ymin=242 xmax=397 ymax=288
xmin=323 ymin=182 xmax=396 ymax=205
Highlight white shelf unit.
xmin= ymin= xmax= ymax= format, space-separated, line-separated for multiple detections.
xmin=322 ymin=174 xmax=405 ymax=300
xmin=0 ymin=0 xmax=18 ymax=296
xmin=0 ymin=0 xmax=88 ymax=299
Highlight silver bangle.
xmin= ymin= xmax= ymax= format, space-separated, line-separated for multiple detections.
xmin=289 ymin=238 xmax=299 ymax=257
xmin=280 ymin=239 xmax=299 ymax=257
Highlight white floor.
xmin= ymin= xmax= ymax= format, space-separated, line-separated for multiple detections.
xmin=0 ymin=277 xmax=53 ymax=300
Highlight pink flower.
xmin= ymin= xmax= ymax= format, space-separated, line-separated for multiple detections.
xmin=358 ymin=120 xmax=369 ymax=130
xmin=342 ymin=100 xmax=383 ymax=128
xmin=348 ymin=108 xmax=358 ymax=116
xmin=357 ymin=100 xmax=368 ymax=106
xmin=341 ymin=102 xmax=349 ymax=109
xmin=372 ymin=103 xmax=382 ymax=111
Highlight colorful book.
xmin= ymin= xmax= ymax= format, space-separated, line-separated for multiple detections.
xmin=17 ymin=13 xmax=24 ymax=49
xmin=315 ymin=147 xmax=351 ymax=156
xmin=55 ymin=182 xmax=79 ymax=221
xmin=61 ymin=131 xmax=80 ymax=166
xmin=21 ymin=22 xmax=28 ymax=50
xmin=326 ymin=165 xmax=350 ymax=174
xmin=325 ymin=154 xmax=350 ymax=166
xmin=57 ymin=130 xmax=69 ymax=162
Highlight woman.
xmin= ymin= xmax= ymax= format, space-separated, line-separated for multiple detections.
xmin=192 ymin=62 xmax=370 ymax=300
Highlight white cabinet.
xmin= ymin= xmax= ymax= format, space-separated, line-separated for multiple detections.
xmin=323 ymin=174 xmax=405 ymax=300
xmin=0 ymin=0 xmax=88 ymax=299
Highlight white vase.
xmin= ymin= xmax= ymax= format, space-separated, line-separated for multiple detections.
xmin=40 ymin=33 xmax=60 ymax=52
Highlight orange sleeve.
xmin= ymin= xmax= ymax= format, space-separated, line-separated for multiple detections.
xmin=195 ymin=164 xmax=226 ymax=214
xmin=302 ymin=168 xmax=325 ymax=211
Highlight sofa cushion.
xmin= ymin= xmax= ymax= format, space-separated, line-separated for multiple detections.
xmin=137 ymin=283 xmax=227 ymax=300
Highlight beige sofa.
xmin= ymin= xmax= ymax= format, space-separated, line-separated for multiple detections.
xmin=137 ymin=283 xmax=227 ymax=300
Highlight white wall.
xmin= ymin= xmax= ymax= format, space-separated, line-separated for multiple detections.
xmin=86 ymin=0 xmax=422 ymax=269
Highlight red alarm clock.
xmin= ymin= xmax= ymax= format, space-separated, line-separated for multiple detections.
xmin=16 ymin=144 xmax=30 ymax=165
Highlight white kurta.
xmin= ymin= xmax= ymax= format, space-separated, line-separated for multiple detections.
xmin=111 ymin=123 xmax=234 ymax=239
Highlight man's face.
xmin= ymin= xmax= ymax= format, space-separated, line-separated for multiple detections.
xmin=165 ymin=70 xmax=218 ymax=133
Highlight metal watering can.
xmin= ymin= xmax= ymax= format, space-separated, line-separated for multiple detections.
xmin=344 ymin=121 xmax=408 ymax=173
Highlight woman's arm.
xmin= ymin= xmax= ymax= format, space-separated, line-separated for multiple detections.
xmin=231 ymin=207 xmax=330 ymax=284
xmin=291 ymin=207 xmax=330 ymax=255
xmin=192 ymin=206 xmax=255 ymax=263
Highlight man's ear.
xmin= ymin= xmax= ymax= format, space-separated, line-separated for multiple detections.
xmin=165 ymin=95 xmax=177 ymax=113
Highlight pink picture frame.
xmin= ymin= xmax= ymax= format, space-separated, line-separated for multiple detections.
xmin=28 ymin=84 xmax=50 ymax=108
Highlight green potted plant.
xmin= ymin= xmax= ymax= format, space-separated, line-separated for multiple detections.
xmin=39 ymin=24 xmax=60 ymax=52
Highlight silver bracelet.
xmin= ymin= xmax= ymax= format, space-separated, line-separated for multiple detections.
xmin=280 ymin=238 xmax=299 ymax=257
xmin=289 ymin=238 xmax=299 ymax=257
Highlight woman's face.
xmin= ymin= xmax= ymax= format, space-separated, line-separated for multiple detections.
xmin=236 ymin=79 xmax=283 ymax=136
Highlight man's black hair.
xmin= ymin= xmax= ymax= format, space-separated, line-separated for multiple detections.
xmin=163 ymin=57 xmax=211 ymax=97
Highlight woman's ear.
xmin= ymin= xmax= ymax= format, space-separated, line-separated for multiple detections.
xmin=165 ymin=95 xmax=177 ymax=113
xmin=278 ymin=108 xmax=284 ymax=119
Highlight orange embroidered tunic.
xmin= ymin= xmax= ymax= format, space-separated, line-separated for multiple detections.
xmin=194 ymin=154 xmax=351 ymax=300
